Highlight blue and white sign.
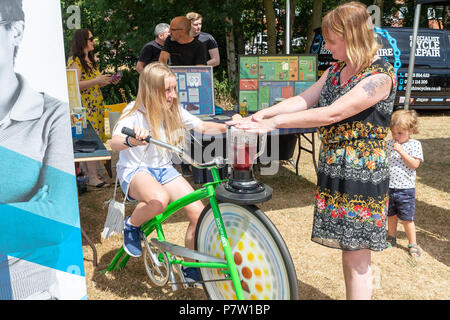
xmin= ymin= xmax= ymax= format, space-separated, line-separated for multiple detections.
xmin=0 ymin=0 xmax=87 ymax=300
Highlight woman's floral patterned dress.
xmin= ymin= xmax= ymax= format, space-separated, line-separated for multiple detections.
xmin=311 ymin=58 xmax=396 ymax=251
xmin=67 ymin=56 xmax=106 ymax=142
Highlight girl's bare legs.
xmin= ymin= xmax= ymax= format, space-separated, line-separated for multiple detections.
xmin=127 ymin=171 xmax=170 ymax=226
xmin=163 ymin=176 xmax=203 ymax=255
xmin=128 ymin=174 xmax=202 ymax=262
xmin=342 ymin=249 xmax=373 ymax=300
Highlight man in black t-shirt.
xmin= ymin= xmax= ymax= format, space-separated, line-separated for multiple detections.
xmin=186 ymin=12 xmax=220 ymax=67
xmin=159 ymin=16 xmax=207 ymax=66
xmin=159 ymin=17 xmax=207 ymax=178
xmin=136 ymin=23 xmax=170 ymax=73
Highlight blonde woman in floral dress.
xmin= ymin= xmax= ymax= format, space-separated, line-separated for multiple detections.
xmin=68 ymin=28 xmax=119 ymax=188
xmin=229 ymin=2 xmax=396 ymax=300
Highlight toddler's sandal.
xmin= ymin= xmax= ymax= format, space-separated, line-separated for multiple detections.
xmin=386 ymin=235 xmax=397 ymax=248
xmin=408 ymin=244 xmax=422 ymax=258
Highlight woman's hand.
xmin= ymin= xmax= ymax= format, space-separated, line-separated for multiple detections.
xmin=111 ymin=71 xmax=123 ymax=85
xmin=112 ymin=78 xmax=121 ymax=85
xmin=233 ymin=117 xmax=277 ymax=134
xmin=225 ymin=113 xmax=242 ymax=127
xmin=226 ymin=113 xmax=254 ymax=127
xmin=226 ymin=110 xmax=273 ymax=132
xmin=95 ymin=71 xmax=112 ymax=87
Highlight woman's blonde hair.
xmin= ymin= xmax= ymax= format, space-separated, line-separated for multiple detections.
xmin=118 ymin=62 xmax=185 ymax=148
xmin=390 ymin=109 xmax=419 ymax=134
xmin=322 ymin=1 xmax=380 ymax=73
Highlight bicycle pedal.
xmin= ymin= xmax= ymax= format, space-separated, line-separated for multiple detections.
xmin=169 ymin=274 xmax=179 ymax=291
xmin=142 ymin=237 xmax=163 ymax=267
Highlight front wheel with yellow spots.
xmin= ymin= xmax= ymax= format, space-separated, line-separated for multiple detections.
xmin=194 ymin=203 xmax=298 ymax=300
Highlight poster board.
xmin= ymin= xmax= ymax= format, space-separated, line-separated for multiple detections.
xmin=66 ymin=69 xmax=87 ymax=128
xmin=66 ymin=69 xmax=83 ymax=112
xmin=239 ymin=55 xmax=317 ymax=112
xmin=170 ymin=66 xmax=215 ymax=116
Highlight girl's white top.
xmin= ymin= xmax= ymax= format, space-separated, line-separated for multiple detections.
xmin=387 ymin=138 xmax=423 ymax=189
xmin=113 ymin=101 xmax=201 ymax=184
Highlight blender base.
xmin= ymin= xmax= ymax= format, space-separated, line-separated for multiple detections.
xmin=215 ymin=183 xmax=273 ymax=205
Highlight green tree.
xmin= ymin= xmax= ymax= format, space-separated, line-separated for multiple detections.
xmin=61 ymin=0 xmax=426 ymax=105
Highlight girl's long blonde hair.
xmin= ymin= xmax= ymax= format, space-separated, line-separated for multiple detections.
xmin=118 ymin=62 xmax=185 ymax=148
xmin=322 ymin=1 xmax=381 ymax=73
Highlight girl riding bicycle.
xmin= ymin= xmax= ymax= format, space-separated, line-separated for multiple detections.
xmin=110 ymin=62 xmax=225 ymax=281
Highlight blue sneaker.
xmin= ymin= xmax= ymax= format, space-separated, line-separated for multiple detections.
xmin=181 ymin=266 xmax=201 ymax=285
xmin=123 ymin=217 xmax=143 ymax=257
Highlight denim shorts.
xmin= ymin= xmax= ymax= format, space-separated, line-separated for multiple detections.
xmin=388 ymin=188 xmax=416 ymax=221
xmin=120 ymin=166 xmax=181 ymax=201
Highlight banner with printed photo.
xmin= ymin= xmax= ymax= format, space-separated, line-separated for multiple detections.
xmin=0 ymin=0 xmax=87 ymax=300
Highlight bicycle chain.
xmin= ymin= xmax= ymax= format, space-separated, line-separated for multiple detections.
xmin=374 ymin=26 xmax=402 ymax=74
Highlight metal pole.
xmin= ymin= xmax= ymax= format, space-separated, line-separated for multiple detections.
xmin=286 ymin=0 xmax=290 ymax=54
xmin=404 ymin=4 xmax=422 ymax=110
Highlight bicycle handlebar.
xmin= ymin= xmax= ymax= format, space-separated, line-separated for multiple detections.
xmin=121 ymin=127 xmax=226 ymax=170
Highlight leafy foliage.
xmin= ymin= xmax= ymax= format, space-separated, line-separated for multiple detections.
xmin=60 ymin=0 xmax=444 ymax=105
xmin=214 ymin=70 xmax=237 ymax=110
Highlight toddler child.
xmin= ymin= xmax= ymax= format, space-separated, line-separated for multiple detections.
xmin=386 ymin=109 xmax=423 ymax=258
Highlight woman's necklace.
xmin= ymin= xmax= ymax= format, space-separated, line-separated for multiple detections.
xmin=340 ymin=65 xmax=356 ymax=86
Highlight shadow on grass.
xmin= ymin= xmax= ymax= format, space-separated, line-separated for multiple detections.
xmin=256 ymin=162 xmax=316 ymax=211
xmin=387 ymin=199 xmax=449 ymax=267
xmin=297 ymin=280 xmax=333 ymax=300
xmin=91 ymin=248 xmax=207 ymax=300
xmin=414 ymin=199 xmax=449 ymax=266
xmin=92 ymin=248 xmax=331 ymax=300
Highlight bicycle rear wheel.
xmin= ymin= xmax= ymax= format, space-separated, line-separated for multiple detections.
xmin=195 ymin=202 xmax=298 ymax=300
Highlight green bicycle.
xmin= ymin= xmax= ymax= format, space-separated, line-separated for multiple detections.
xmin=105 ymin=127 xmax=298 ymax=300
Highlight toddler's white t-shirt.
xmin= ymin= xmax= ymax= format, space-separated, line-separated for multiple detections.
xmin=387 ymin=139 xmax=423 ymax=189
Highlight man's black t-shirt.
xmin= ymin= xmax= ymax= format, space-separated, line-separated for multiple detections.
xmin=194 ymin=32 xmax=218 ymax=61
xmin=138 ymin=40 xmax=163 ymax=66
xmin=162 ymin=37 xmax=207 ymax=66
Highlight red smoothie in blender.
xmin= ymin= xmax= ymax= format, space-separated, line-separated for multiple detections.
xmin=233 ymin=142 xmax=256 ymax=171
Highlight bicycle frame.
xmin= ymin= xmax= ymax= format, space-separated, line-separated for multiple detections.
xmin=105 ymin=166 xmax=246 ymax=300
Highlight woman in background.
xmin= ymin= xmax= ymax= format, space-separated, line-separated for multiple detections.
xmin=68 ymin=28 xmax=119 ymax=188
